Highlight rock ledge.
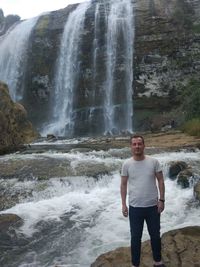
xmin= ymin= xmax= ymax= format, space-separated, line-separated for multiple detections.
xmin=91 ymin=226 xmax=200 ymax=267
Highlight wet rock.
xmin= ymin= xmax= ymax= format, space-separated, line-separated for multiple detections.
xmin=194 ymin=181 xmax=200 ymax=202
xmin=177 ymin=169 xmax=193 ymax=188
xmin=70 ymin=160 xmax=119 ymax=178
xmin=0 ymin=213 xmax=29 ymax=263
xmin=91 ymin=226 xmax=200 ymax=267
xmin=0 ymin=82 xmax=39 ymax=155
xmin=47 ymin=134 xmax=57 ymax=141
xmin=0 ymin=153 xmax=121 ymax=181
xmin=168 ymin=161 xmax=188 ymax=179
xmin=0 ymin=213 xmax=23 ymax=231
xmin=0 ymin=180 xmax=33 ymax=211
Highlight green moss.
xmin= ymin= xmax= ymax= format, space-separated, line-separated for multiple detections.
xmin=192 ymin=23 xmax=200 ymax=33
xmin=35 ymin=15 xmax=50 ymax=37
xmin=181 ymin=118 xmax=200 ymax=137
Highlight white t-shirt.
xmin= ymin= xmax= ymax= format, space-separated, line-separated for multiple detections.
xmin=121 ymin=156 xmax=162 ymax=207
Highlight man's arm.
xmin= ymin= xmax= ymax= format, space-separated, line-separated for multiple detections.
xmin=120 ymin=175 xmax=128 ymax=217
xmin=156 ymin=171 xmax=165 ymax=213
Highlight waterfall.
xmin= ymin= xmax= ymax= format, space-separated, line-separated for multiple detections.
xmin=92 ymin=3 xmax=100 ymax=102
xmin=43 ymin=0 xmax=135 ymax=137
xmin=0 ymin=17 xmax=38 ymax=101
xmin=104 ymin=0 xmax=134 ymax=134
xmin=48 ymin=2 xmax=91 ymax=137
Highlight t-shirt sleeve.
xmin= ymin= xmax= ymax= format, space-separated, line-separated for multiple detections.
xmin=121 ymin=160 xmax=129 ymax=176
xmin=155 ymin=159 xmax=162 ymax=173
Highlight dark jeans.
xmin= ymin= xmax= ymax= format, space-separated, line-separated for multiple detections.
xmin=129 ymin=205 xmax=161 ymax=266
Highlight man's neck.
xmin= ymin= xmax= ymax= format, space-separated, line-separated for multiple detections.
xmin=133 ymin=154 xmax=145 ymax=161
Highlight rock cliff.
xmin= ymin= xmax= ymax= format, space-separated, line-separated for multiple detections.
xmin=134 ymin=0 xmax=200 ymax=130
xmin=91 ymin=226 xmax=200 ymax=267
xmin=1 ymin=0 xmax=200 ymax=135
xmin=0 ymin=81 xmax=38 ymax=154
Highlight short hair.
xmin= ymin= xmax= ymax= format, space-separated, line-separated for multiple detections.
xmin=130 ymin=134 xmax=145 ymax=144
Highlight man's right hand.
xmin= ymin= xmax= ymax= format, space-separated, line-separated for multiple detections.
xmin=122 ymin=205 xmax=128 ymax=217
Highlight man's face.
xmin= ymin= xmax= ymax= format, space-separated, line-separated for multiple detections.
xmin=131 ymin=137 xmax=145 ymax=156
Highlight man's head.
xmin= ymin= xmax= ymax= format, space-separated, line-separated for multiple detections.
xmin=130 ymin=135 xmax=145 ymax=158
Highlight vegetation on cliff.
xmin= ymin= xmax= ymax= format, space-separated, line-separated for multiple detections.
xmin=180 ymin=78 xmax=200 ymax=136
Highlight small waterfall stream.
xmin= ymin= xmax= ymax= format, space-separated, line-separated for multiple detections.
xmin=47 ymin=2 xmax=91 ymax=137
xmin=0 ymin=17 xmax=38 ymax=101
xmin=104 ymin=0 xmax=134 ymax=134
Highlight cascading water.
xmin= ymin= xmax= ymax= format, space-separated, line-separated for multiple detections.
xmin=0 ymin=146 xmax=200 ymax=267
xmin=44 ymin=0 xmax=135 ymax=137
xmin=0 ymin=17 xmax=38 ymax=101
xmin=92 ymin=3 xmax=100 ymax=103
xmin=104 ymin=0 xmax=134 ymax=134
xmin=46 ymin=2 xmax=91 ymax=137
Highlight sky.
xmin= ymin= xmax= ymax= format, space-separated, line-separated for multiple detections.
xmin=0 ymin=0 xmax=88 ymax=19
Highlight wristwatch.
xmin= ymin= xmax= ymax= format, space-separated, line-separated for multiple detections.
xmin=159 ymin=199 xmax=165 ymax=203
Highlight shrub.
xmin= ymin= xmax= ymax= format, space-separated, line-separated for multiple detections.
xmin=182 ymin=118 xmax=200 ymax=137
xmin=181 ymin=79 xmax=200 ymax=120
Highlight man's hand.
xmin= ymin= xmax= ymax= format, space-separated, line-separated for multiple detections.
xmin=157 ymin=200 xmax=165 ymax=213
xmin=122 ymin=205 xmax=128 ymax=217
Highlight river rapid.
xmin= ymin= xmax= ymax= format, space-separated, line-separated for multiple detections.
xmin=0 ymin=138 xmax=200 ymax=267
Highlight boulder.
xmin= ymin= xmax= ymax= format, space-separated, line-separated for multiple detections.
xmin=168 ymin=161 xmax=188 ymax=179
xmin=0 ymin=81 xmax=38 ymax=154
xmin=91 ymin=226 xmax=200 ymax=267
xmin=0 ymin=213 xmax=23 ymax=231
xmin=0 ymin=213 xmax=28 ymax=260
xmin=194 ymin=181 xmax=200 ymax=202
xmin=177 ymin=169 xmax=193 ymax=188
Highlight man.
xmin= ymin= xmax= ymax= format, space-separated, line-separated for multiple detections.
xmin=120 ymin=135 xmax=165 ymax=267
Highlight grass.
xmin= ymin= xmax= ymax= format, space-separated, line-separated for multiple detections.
xmin=182 ymin=118 xmax=200 ymax=137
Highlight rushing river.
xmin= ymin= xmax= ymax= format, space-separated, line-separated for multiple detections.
xmin=0 ymin=139 xmax=200 ymax=267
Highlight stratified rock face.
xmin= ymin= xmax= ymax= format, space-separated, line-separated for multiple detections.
xmin=0 ymin=81 xmax=38 ymax=154
xmin=91 ymin=226 xmax=200 ymax=267
xmin=133 ymin=0 xmax=200 ymax=130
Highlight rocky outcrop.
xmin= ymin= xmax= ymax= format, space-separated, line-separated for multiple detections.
xmin=177 ymin=169 xmax=193 ymax=188
xmin=91 ymin=226 xmax=200 ymax=267
xmin=0 ymin=81 xmax=38 ymax=154
xmin=133 ymin=0 xmax=200 ymax=130
xmin=168 ymin=161 xmax=188 ymax=179
xmin=0 ymin=9 xmax=20 ymax=36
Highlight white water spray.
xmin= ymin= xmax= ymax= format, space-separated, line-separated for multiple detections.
xmin=0 ymin=149 xmax=200 ymax=267
xmin=0 ymin=17 xmax=38 ymax=101
xmin=50 ymin=2 xmax=90 ymax=136
xmin=104 ymin=0 xmax=134 ymax=134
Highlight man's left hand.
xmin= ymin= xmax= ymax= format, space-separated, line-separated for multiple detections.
xmin=157 ymin=201 xmax=165 ymax=213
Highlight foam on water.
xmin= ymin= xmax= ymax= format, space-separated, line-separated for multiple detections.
xmin=0 ymin=150 xmax=200 ymax=266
